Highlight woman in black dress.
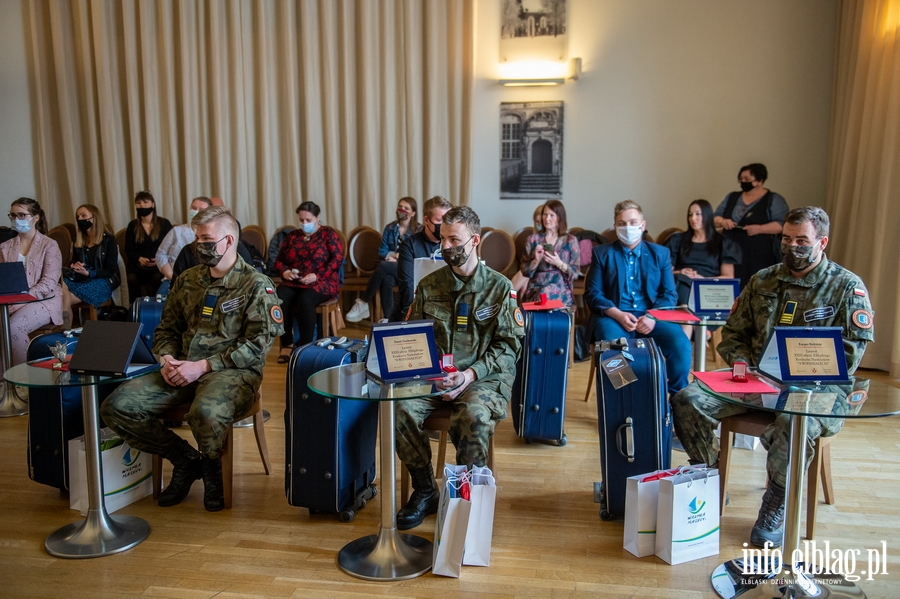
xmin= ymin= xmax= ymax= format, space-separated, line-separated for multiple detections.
xmin=665 ymin=199 xmax=741 ymax=338
xmin=124 ymin=191 xmax=172 ymax=300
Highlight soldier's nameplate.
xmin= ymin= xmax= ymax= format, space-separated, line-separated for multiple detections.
xmin=784 ymin=337 xmax=841 ymax=378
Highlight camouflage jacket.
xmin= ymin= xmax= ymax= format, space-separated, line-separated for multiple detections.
xmin=154 ymin=256 xmax=284 ymax=375
xmin=410 ymin=261 xmax=524 ymax=395
xmin=718 ymin=255 xmax=874 ymax=373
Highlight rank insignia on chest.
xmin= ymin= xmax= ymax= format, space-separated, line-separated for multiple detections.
xmin=779 ymin=300 xmax=798 ymax=324
xmin=201 ymin=292 xmax=218 ymax=320
xmin=221 ymin=295 xmax=245 ymax=313
xmin=456 ymin=302 xmax=469 ymax=332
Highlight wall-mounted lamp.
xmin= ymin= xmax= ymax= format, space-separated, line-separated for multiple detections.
xmin=499 ymin=58 xmax=581 ymax=87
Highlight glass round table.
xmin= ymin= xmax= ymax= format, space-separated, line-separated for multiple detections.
xmin=307 ymin=362 xmax=461 ymax=582
xmin=5 ymin=358 xmax=160 ymax=558
xmin=699 ymin=371 xmax=900 ymax=598
xmin=0 ymin=294 xmax=54 ymax=417
xmin=648 ymin=306 xmax=728 ymax=371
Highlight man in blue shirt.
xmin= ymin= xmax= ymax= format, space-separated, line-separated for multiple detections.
xmin=584 ymin=200 xmax=691 ymax=395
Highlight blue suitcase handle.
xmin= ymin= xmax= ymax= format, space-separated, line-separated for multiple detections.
xmin=616 ymin=417 xmax=635 ymax=463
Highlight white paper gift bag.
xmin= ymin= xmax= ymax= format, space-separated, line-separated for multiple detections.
xmin=68 ymin=428 xmax=152 ymax=516
xmin=623 ymin=468 xmax=680 ymax=557
xmin=655 ymin=467 xmax=720 ymax=565
xmin=432 ymin=464 xmax=472 ymax=578
xmin=463 ymin=465 xmax=497 ymax=566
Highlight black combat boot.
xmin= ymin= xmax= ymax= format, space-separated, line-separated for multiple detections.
xmin=201 ymin=455 xmax=225 ymax=512
xmin=750 ymin=481 xmax=786 ymax=548
xmin=158 ymin=438 xmax=202 ymax=507
xmin=397 ymin=465 xmax=439 ymax=530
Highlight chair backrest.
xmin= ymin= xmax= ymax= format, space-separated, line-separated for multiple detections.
xmin=578 ymin=238 xmax=595 ymax=268
xmin=241 ymin=225 xmax=267 ymax=258
xmin=655 ymin=227 xmax=682 ymax=247
xmin=47 ymin=225 xmax=73 ymax=266
xmin=513 ymin=226 xmax=534 ymax=263
xmin=345 ymin=226 xmax=381 ymax=275
xmin=477 ymin=229 xmax=516 ymax=276
xmin=62 ymin=222 xmax=77 ymax=241
xmin=115 ymin=228 xmax=128 ymax=258
xmin=568 ymin=226 xmax=584 ymax=236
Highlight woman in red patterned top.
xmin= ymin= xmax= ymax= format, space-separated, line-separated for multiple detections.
xmin=274 ymin=201 xmax=344 ymax=362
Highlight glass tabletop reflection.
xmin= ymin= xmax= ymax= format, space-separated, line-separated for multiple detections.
xmin=5 ymin=360 xmax=160 ymax=388
xmin=307 ymin=362 xmax=459 ymax=401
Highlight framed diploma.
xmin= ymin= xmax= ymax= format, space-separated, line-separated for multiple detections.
xmin=365 ymin=319 xmax=443 ymax=383
xmin=689 ymin=278 xmax=740 ymax=319
xmin=757 ymin=326 xmax=850 ymax=384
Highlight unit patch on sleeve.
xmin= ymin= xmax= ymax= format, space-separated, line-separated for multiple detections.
xmin=514 ymin=307 xmax=524 ymax=326
xmin=851 ymin=309 xmax=873 ymax=329
xmin=270 ymin=305 xmax=284 ymax=324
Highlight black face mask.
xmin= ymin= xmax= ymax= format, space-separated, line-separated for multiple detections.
xmin=76 ymin=219 xmax=93 ymax=232
xmin=431 ymin=222 xmax=441 ymax=240
xmin=781 ymin=242 xmax=821 ymax=272
xmin=739 ymin=181 xmax=755 ymax=193
xmin=194 ymin=237 xmax=227 ymax=267
xmin=136 ymin=207 xmax=154 ymax=217
xmin=441 ymin=237 xmax=473 ymax=268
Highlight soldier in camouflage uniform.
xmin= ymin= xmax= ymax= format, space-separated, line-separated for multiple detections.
xmin=671 ymin=206 xmax=874 ymax=547
xmin=395 ymin=206 xmax=524 ymax=530
xmin=101 ymin=207 xmax=283 ymax=512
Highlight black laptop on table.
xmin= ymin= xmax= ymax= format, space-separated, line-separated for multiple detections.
xmin=67 ymin=320 xmax=158 ymax=377
xmin=0 ymin=262 xmax=36 ymax=299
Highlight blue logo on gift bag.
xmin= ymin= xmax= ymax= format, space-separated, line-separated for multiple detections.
xmin=122 ymin=447 xmax=142 ymax=467
xmin=688 ymin=497 xmax=706 ymax=514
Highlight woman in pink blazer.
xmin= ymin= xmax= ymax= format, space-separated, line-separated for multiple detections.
xmin=0 ymin=198 xmax=63 ymax=369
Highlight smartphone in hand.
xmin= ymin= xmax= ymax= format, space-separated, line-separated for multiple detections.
xmin=542 ymin=243 xmax=554 ymax=253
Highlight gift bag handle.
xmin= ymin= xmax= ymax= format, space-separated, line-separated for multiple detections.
xmin=616 ymin=417 xmax=635 ymax=462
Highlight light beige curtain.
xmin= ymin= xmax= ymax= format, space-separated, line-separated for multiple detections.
xmin=26 ymin=0 xmax=473 ymax=237
xmin=826 ymin=0 xmax=900 ymax=376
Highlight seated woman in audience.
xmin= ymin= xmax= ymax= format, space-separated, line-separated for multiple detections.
xmin=664 ymin=199 xmax=742 ymax=338
xmin=273 ymin=201 xmax=344 ymax=362
xmin=346 ymin=197 xmax=419 ymax=323
xmin=125 ymin=191 xmax=172 ymax=299
xmin=511 ymin=203 xmax=545 ymax=298
xmin=156 ymin=196 xmax=212 ymax=281
xmin=0 ymin=198 xmax=63 ymax=372
xmin=519 ymin=200 xmax=580 ymax=306
xmin=62 ymin=204 xmax=121 ymax=327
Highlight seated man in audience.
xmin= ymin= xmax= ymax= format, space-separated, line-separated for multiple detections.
xmin=395 ymin=206 xmax=524 ymax=529
xmin=392 ymin=195 xmax=452 ymax=320
xmin=584 ymin=200 xmax=691 ymax=396
xmin=156 ymin=196 xmax=213 ymax=281
xmin=170 ymin=201 xmax=255 ymax=280
xmin=101 ymin=207 xmax=283 ymax=512
xmin=671 ymin=206 xmax=874 ymax=548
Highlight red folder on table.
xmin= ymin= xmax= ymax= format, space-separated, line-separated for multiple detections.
xmin=691 ymin=370 xmax=779 ymax=394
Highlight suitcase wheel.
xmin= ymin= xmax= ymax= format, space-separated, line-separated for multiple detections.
xmin=308 ymin=508 xmax=318 ymax=516
xmin=600 ymin=509 xmax=612 ymax=521
xmin=558 ymin=434 xmax=567 ymax=447
xmin=524 ymin=438 xmax=533 ymax=445
xmin=367 ymin=483 xmax=378 ymax=499
xmin=340 ymin=509 xmax=355 ymax=522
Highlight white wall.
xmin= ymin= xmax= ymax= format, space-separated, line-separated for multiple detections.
xmin=470 ymin=0 xmax=838 ymax=236
xmin=0 ymin=0 xmax=36 ymax=199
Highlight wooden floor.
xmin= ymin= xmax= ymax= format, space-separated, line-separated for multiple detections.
xmin=2 ymin=332 xmax=899 ymax=598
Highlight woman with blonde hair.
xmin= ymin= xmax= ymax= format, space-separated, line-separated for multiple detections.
xmin=61 ymin=204 xmax=121 ymax=327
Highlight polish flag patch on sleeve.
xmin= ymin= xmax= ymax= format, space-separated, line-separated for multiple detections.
xmin=854 ymin=288 xmax=866 ymax=297
xmin=510 ymin=289 xmax=517 ymax=300
xmin=265 ymin=286 xmax=275 ymax=294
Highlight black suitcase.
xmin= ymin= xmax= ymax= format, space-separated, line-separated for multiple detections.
xmin=596 ymin=337 xmax=672 ymax=520
xmin=130 ymin=294 xmax=166 ymax=347
xmin=25 ymin=331 xmax=120 ymax=491
xmin=285 ymin=336 xmax=377 ymax=521
xmin=511 ymin=309 xmax=571 ymax=445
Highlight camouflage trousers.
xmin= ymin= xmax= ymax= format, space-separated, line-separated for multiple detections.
xmin=670 ymin=381 xmax=843 ymax=488
xmin=100 ymin=369 xmax=261 ymax=460
xmin=394 ymin=378 xmax=508 ymax=471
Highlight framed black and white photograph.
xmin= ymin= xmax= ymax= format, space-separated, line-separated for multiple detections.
xmin=500 ymin=101 xmax=564 ymax=199
xmin=500 ymin=0 xmax=567 ymax=62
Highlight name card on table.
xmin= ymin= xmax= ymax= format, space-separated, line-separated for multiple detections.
xmin=758 ymin=326 xmax=850 ymax=385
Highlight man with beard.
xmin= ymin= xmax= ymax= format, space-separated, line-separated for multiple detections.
xmin=671 ymin=206 xmax=874 ymax=548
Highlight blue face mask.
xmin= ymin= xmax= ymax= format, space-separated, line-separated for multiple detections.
xmin=13 ymin=218 xmax=33 ymax=234
xmin=301 ymin=221 xmax=316 ymax=235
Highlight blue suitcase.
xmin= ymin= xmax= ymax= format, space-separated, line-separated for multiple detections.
xmin=25 ymin=331 xmax=120 ymax=491
xmin=596 ymin=337 xmax=672 ymax=520
xmin=511 ymin=309 xmax=571 ymax=446
xmin=285 ymin=336 xmax=377 ymax=521
xmin=130 ymin=295 xmax=166 ymax=347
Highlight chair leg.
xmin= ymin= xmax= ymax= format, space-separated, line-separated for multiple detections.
xmin=319 ymin=309 xmax=330 ymax=339
xmin=806 ymin=437 xmax=834 ymax=540
xmin=334 ymin=305 xmax=345 ymax=332
xmin=152 ymin=454 xmax=163 ymax=500
xmin=719 ymin=426 xmax=734 ymax=516
xmin=436 ymin=432 xmax=449 ymax=479
xmin=583 ymin=345 xmax=595 ymax=402
xmin=222 ymin=426 xmax=234 ymax=510
xmin=821 ymin=439 xmax=835 ymax=505
xmin=253 ymin=407 xmax=272 ymax=475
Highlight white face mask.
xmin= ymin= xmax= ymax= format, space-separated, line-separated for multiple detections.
xmin=13 ymin=218 xmax=33 ymax=234
xmin=188 ymin=209 xmax=199 ymax=220
xmin=616 ymin=225 xmax=643 ymax=246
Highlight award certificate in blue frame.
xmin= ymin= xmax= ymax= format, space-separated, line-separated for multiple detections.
xmin=365 ymin=319 xmax=443 ymax=383
xmin=688 ymin=278 xmax=740 ymax=319
xmin=757 ymin=326 xmax=850 ymax=384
